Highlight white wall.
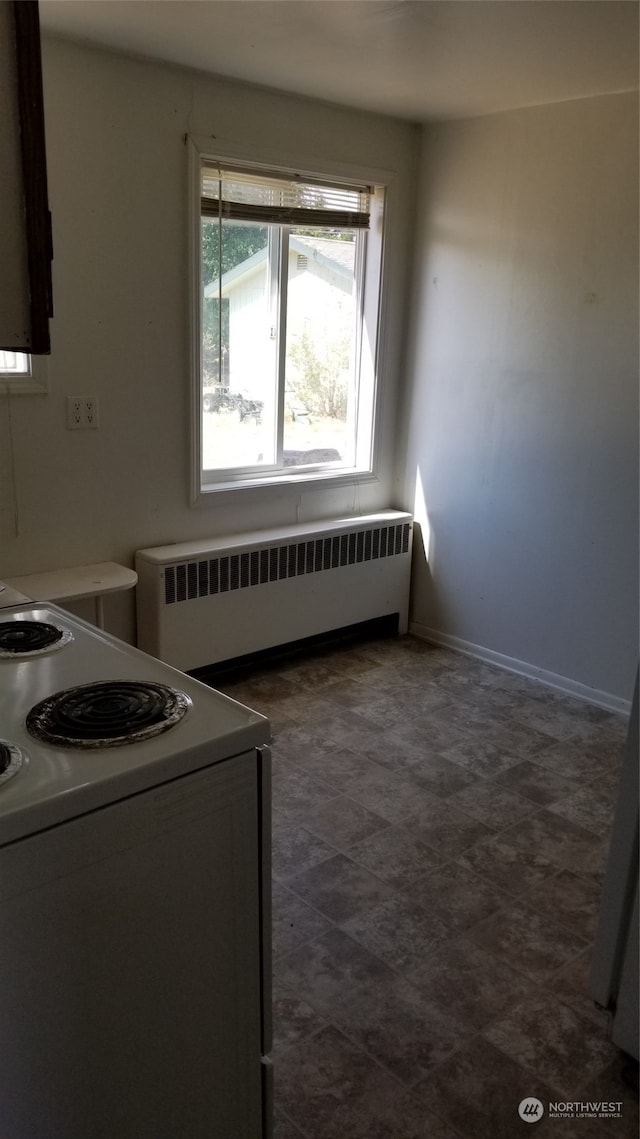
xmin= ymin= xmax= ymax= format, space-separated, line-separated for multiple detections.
xmin=399 ymin=92 xmax=638 ymax=705
xmin=0 ymin=37 xmax=416 ymax=638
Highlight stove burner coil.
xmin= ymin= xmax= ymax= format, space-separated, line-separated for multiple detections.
xmin=0 ymin=740 xmax=24 ymax=784
xmin=26 ymin=680 xmax=191 ymax=748
xmin=0 ymin=620 xmax=73 ymax=657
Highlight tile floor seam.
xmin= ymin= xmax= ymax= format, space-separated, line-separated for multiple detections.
xmin=293 ymin=753 xmax=399 ymax=790
xmin=464 ymin=907 xmax=591 ymax=987
xmin=477 ymin=1011 xmax=619 ymax=1100
xmin=273 ymin=845 xmax=342 ymax=885
xmin=272 ymin=922 xmax=339 ymax=964
xmin=333 ymin=744 xmax=490 ymax=797
xmin=277 ymin=775 xmax=609 ymax=872
xmin=398 ymin=872 xmax=515 ymax=934
xmin=473 ymin=800 xmax=608 ymax=850
xmin=328 ymin=830 xmax=449 ymax=887
xmin=411 ymin=1023 xmax=555 ymax=1102
xmin=467 ymin=890 xmax=594 ymax=942
xmin=517 ymin=898 xmax=601 ymax=943
xmin=282 ymin=871 xmax=491 ymax=979
xmin=272 ymin=951 xmax=385 ymax=1020
xmin=476 ymin=1022 xmax=613 ymax=1095
xmin=275 ymin=1105 xmax=314 ymax=1139
xmin=296 ymin=823 xmax=417 ymax=872
xmin=282 ymin=848 xmax=414 ymax=905
xmin=332 ymin=914 xmax=456 ymax=977
xmin=544 ymin=941 xmax=602 ymax=991
xmin=280 ymin=756 xmax=609 ymax=843
xmin=274 ymin=917 xmax=469 ymax=1026
xmin=278 ymin=1016 xmax=480 ymax=1133
xmin=337 ymin=789 xmax=443 ymax=830
xmin=399 ymin=818 xmax=495 ymax=859
xmin=273 ymin=763 xmax=347 ymax=796
xmin=272 ymin=863 xmax=466 ymax=968
xmin=289 ymin=796 xmax=394 ymax=846
xmin=273 ymin=792 xmax=346 ymax=820
xmin=273 ymin=878 xmax=342 ymax=919
xmin=564 ymin=865 xmax=609 ymax=889
xmin=274 ymin=1020 xmax=332 ymax=1061
xmin=281 ymin=1018 xmax=421 ymax=1092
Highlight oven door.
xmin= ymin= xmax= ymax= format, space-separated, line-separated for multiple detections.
xmin=0 ymin=749 xmax=266 ymax=1138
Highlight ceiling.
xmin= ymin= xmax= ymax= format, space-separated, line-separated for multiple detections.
xmin=39 ymin=0 xmax=639 ymax=123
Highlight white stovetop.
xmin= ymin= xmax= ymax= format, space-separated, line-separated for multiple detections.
xmin=0 ymin=605 xmax=269 ymax=845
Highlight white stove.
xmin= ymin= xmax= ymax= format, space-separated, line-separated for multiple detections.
xmin=0 ymin=603 xmax=273 ymax=1138
xmin=0 ymin=604 xmax=268 ymax=844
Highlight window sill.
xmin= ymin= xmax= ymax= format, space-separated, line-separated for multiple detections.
xmin=0 ymin=379 xmax=48 ymax=395
xmin=0 ymin=357 xmax=49 ymax=395
xmin=194 ymin=465 xmax=379 ymax=504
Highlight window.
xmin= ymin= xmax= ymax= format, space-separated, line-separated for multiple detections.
xmin=0 ymin=351 xmax=48 ymax=394
xmin=190 ymin=144 xmax=386 ymax=496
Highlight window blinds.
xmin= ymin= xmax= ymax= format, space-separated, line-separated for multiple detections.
xmin=201 ymin=164 xmax=370 ymax=229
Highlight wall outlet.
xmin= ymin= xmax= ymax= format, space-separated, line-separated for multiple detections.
xmin=67 ymin=396 xmax=99 ymax=430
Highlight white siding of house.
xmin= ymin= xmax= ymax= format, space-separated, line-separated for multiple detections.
xmin=287 ymin=256 xmax=354 ymax=341
xmin=223 ymin=250 xmax=355 ymax=403
xmin=225 ymin=269 xmax=273 ymax=401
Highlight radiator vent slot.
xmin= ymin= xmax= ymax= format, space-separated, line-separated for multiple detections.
xmin=164 ymin=522 xmax=410 ymax=606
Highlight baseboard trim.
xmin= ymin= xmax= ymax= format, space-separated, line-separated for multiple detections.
xmin=409 ymin=622 xmax=632 ymax=715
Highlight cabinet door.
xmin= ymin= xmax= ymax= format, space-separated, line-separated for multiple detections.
xmin=0 ymin=1 xmax=52 ymax=353
xmin=0 ymin=751 xmax=264 ymax=1138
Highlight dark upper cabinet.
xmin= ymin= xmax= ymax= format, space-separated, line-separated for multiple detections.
xmin=0 ymin=0 xmax=52 ymax=354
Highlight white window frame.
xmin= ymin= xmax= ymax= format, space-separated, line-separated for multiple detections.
xmin=0 ymin=351 xmax=48 ymax=395
xmin=188 ymin=137 xmax=390 ymax=503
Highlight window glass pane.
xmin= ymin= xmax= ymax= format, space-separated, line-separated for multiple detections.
xmin=283 ymin=228 xmax=357 ymax=469
xmin=0 ymin=351 xmax=30 ymax=375
xmin=201 ymin=219 xmax=279 ymax=471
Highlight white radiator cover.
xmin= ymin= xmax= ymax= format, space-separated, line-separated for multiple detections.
xmin=135 ymin=511 xmax=413 ymax=671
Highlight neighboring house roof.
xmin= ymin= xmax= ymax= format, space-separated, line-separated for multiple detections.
xmin=204 ymin=235 xmax=353 ymax=298
xmin=294 ymin=235 xmax=355 ymax=272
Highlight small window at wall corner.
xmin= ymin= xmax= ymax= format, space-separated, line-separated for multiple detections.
xmin=195 ymin=156 xmax=386 ymax=492
xmin=0 ymin=350 xmax=48 ymax=394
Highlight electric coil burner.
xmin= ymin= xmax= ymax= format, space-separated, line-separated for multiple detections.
xmin=0 ymin=740 xmax=24 ymax=785
xmin=0 ymin=619 xmax=73 ymax=658
xmin=26 ymin=680 xmax=192 ymax=748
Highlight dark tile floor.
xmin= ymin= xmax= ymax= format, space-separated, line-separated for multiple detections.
xmin=221 ymin=635 xmax=637 ymax=1138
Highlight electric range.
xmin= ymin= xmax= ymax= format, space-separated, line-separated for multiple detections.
xmin=0 ymin=602 xmax=273 ymax=1138
xmin=0 ymin=603 xmax=269 ymax=844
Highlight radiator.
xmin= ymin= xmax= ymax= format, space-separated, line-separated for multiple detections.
xmin=135 ymin=511 xmax=413 ymax=671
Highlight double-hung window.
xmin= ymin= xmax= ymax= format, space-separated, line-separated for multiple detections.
xmin=191 ymin=145 xmax=386 ymax=496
